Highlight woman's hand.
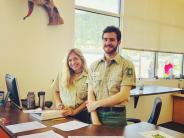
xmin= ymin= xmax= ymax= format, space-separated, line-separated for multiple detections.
xmin=62 ymin=108 xmax=76 ymax=117
xmin=86 ymin=101 xmax=99 ymax=112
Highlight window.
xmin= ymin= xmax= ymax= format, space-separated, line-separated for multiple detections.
xmin=75 ymin=0 xmax=120 ymax=13
xmin=75 ymin=0 xmax=122 ymax=66
xmin=121 ymin=49 xmax=155 ymax=79
xmin=157 ymin=52 xmax=183 ymax=78
xmin=75 ymin=10 xmax=119 ymax=52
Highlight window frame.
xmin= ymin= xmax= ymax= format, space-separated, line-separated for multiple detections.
xmin=121 ymin=49 xmax=156 ymax=79
xmin=121 ymin=48 xmax=184 ymax=79
xmin=157 ymin=51 xmax=183 ymax=78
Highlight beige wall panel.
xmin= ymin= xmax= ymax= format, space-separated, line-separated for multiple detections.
xmin=160 ymin=26 xmax=184 ymax=53
xmin=123 ymin=17 xmax=160 ymax=50
xmin=123 ymin=0 xmax=184 ymax=52
xmin=161 ymin=0 xmax=184 ymax=27
xmin=124 ymin=0 xmax=161 ymax=22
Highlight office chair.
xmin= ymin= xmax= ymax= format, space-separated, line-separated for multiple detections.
xmin=127 ymin=97 xmax=162 ymax=125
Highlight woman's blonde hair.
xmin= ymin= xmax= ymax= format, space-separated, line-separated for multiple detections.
xmin=62 ymin=48 xmax=88 ymax=89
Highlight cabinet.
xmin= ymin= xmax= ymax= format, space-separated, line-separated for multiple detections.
xmin=172 ymin=94 xmax=184 ymax=125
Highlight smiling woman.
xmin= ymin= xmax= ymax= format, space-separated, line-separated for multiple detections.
xmin=68 ymin=52 xmax=83 ymax=75
xmin=50 ymin=48 xmax=91 ymax=123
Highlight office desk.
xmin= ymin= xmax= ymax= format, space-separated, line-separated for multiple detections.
xmin=124 ymin=122 xmax=184 ymax=138
xmin=131 ymin=85 xmax=181 ymax=108
xmin=0 ymin=105 xmax=184 ymax=138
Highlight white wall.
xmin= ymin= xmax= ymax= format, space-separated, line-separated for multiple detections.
xmin=142 ymin=79 xmax=179 ymax=88
xmin=140 ymin=79 xmax=184 ymax=88
xmin=0 ymin=0 xmax=74 ymax=100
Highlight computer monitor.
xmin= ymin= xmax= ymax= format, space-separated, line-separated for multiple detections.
xmin=5 ymin=74 xmax=22 ymax=109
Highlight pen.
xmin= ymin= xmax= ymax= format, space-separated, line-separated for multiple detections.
xmin=52 ymin=117 xmax=66 ymax=121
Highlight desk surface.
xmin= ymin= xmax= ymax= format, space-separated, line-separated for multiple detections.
xmin=172 ymin=93 xmax=184 ymax=98
xmin=0 ymin=105 xmax=184 ymax=138
xmin=131 ymin=85 xmax=181 ymax=96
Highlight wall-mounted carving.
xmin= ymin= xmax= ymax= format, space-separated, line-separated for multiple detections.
xmin=23 ymin=0 xmax=64 ymax=25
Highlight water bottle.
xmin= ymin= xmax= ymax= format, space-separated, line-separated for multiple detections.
xmin=38 ymin=91 xmax=45 ymax=109
xmin=27 ymin=92 xmax=35 ymax=109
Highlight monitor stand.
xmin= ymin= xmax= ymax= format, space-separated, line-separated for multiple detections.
xmin=3 ymin=92 xmax=21 ymax=109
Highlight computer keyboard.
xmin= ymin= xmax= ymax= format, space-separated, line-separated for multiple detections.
xmin=30 ymin=109 xmax=64 ymax=120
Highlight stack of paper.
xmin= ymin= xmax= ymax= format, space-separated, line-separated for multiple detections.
xmin=30 ymin=110 xmax=64 ymax=121
xmin=52 ymin=120 xmax=89 ymax=131
xmin=23 ymin=108 xmax=42 ymax=114
xmin=6 ymin=121 xmax=46 ymax=133
xmin=17 ymin=130 xmax=64 ymax=138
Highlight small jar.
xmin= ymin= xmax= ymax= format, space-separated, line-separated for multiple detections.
xmin=27 ymin=92 xmax=35 ymax=109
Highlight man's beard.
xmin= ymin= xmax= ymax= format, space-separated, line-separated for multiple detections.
xmin=104 ymin=45 xmax=118 ymax=55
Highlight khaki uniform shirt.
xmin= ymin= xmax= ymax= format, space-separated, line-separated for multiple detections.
xmin=51 ymin=71 xmax=88 ymax=109
xmin=88 ymin=54 xmax=136 ymax=106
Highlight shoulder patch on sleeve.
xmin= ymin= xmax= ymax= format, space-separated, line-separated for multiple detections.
xmin=127 ymin=68 xmax=133 ymax=76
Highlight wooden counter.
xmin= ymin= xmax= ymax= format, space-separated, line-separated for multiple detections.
xmin=1 ymin=104 xmax=184 ymax=138
xmin=130 ymin=85 xmax=181 ymax=108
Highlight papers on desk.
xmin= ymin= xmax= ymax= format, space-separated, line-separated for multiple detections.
xmin=17 ymin=130 xmax=64 ymax=138
xmin=23 ymin=108 xmax=64 ymax=121
xmin=52 ymin=120 xmax=89 ymax=131
xmin=140 ymin=130 xmax=174 ymax=138
xmin=6 ymin=121 xmax=46 ymax=133
xmin=30 ymin=110 xmax=64 ymax=120
xmin=23 ymin=108 xmax=42 ymax=114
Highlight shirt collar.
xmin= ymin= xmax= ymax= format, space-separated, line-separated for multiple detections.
xmin=77 ymin=70 xmax=88 ymax=80
xmin=99 ymin=54 xmax=121 ymax=64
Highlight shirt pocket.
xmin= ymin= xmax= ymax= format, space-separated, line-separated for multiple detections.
xmin=108 ymin=77 xmax=122 ymax=95
xmin=77 ymin=83 xmax=88 ymax=101
xmin=92 ymin=76 xmax=102 ymax=95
